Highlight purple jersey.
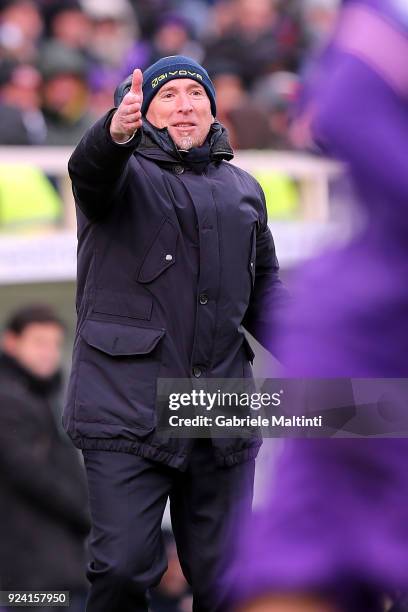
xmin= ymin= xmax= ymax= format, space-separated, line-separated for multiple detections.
xmin=228 ymin=1 xmax=408 ymax=609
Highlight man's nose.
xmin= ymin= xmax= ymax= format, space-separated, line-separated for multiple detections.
xmin=177 ymin=93 xmax=193 ymax=113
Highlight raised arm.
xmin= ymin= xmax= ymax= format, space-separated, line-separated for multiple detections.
xmin=68 ymin=68 xmax=144 ymax=221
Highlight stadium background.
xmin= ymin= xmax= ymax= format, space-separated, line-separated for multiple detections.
xmin=0 ymin=1 xmax=349 ymax=610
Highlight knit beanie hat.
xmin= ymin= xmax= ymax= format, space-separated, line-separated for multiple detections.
xmin=114 ymin=55 xmax=217 ymax=116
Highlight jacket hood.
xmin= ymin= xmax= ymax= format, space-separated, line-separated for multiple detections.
xmin=136 ymin=118 xmax=234 ymax=168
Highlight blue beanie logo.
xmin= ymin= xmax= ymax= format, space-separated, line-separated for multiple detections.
xmin=151 ymin=70 xmax=204 ymax=89
xmin=114 ymin=56 xmax=217 ymax=116
xmin=140 ymin=55 xmax=217 ymax=116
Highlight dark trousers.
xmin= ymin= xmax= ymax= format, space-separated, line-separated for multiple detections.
xmin=82 ymin=439 xmax=255 ymax=612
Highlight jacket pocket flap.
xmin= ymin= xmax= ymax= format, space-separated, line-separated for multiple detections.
xmin=81 ymin=320 xmax=165 ymax=356
xmin=138 ymin=217 xmax=178 ymax=283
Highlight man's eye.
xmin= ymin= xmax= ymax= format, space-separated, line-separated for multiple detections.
xmin=163 ymin=92 xmax=173 ymax=98
xmin=192 ymin=90 xmax=203 ymax=96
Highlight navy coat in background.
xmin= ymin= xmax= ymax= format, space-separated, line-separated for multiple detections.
xmin=62 ymin=109 xmax=288 ymax=469
xmin=0 ymin=353 xmax=89 ymax=593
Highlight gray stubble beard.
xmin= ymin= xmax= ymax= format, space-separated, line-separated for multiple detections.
xmin=177 ymin=135 xmax=194 ymax=151
xmin=177 ymin=132 xmax=209 ymax=150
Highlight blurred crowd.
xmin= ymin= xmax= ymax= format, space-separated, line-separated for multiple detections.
xmin=0 ymin=0 xmax=339 ymax=149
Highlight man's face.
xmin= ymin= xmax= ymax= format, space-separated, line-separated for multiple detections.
xmin=3 ymin=322 xmax=64 ymax=379
xmin=146 ymin=78 xmax=213 ymax=150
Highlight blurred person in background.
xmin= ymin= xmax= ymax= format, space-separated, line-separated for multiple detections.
xmin=203 ymin=0 xmax=236 ymax=40
xmin=250 ymin=71 xmax=301 ymax=218
xmin=82 ymin=0 xmax=136 ymax=72
xmin=252 ymin=71 xmax=299 ymax=150
xmin=172 ymin=0 xmax=211 ymax=40
xmin=149 ymin=14 xmax=203 ymax=64
xmin=150 ymin=529 xmax=192 ymax=612
xmin=41 ymin=0 xmax=91 ymax=57
xmin=301 ymin=0 xmax=340 ymax=66
xmin=122 ymin=13 xmax=203 ymax=80
xmin=204 ymin=0 xmax=301 ymax=86
xmin=210 ymin=62 xmax=272 ymax=149
xmin=210 ymin=66 xmax=300 ymax=218
xmin=81 ymin=0 xmax=137 ymax=117
xmin=227 ymin=0 xmax=408 ymax=611
xmin=0 ymin=0 xmax=43 ymax=63
xmin=39 ymin=43 xmax=94 ymax=145
xmin=128 ymin=0 xmax=173 ymax=41
xmin=88 ymin=68 xmax=120 ymax=118
xmin=0 ymin=57 xmax=62 ymax=229
xmin=0 ymin=58 xmax=46 ymax=144
xmin=0 ymin=305 xmax=90 ymax=611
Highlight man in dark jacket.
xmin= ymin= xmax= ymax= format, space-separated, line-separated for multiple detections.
xmin=62 ymin=55 xmax=287 ymax=612
xmin=0 ymin=305 xmax=90 ymax=611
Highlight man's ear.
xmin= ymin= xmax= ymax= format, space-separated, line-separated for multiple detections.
xmin=2 ymin=330 xmax=18 ymax=356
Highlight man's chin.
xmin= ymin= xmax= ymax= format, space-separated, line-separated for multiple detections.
xmin=168 ymin=129 xmax=205 ymax=151
xmin=172 ymin=135 xmax=194 ymax=151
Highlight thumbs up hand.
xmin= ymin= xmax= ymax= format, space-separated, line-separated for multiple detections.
xmin=110 ymin=69 xmax=144 ymax=144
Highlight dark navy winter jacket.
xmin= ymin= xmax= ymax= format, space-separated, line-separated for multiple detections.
xmin=62 ymin=109 xmax=288 ymax=469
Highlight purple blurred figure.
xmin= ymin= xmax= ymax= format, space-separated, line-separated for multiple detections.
xmin=228 ymin=1 xmax=408 ymax=611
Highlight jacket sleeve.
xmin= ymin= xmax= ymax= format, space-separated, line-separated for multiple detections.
xmin=68 ymin=108 xmax=142 ymax=221
xmin=0 ymin=393 xmax=90 ymax=536
xmin=242 ymin=184 xmax=291 ymax=357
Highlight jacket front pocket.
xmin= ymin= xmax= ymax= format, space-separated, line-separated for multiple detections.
xmin=75 ymin=319 xmax=165 ymax=432
xmin=137 ymin=217 xmax=179 ymax=283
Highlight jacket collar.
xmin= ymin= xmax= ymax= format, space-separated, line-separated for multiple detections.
xmin=0 ymin=351 xmax=62 ymax=397
xmin=136 ymin=118 xmax=234 ymax=168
